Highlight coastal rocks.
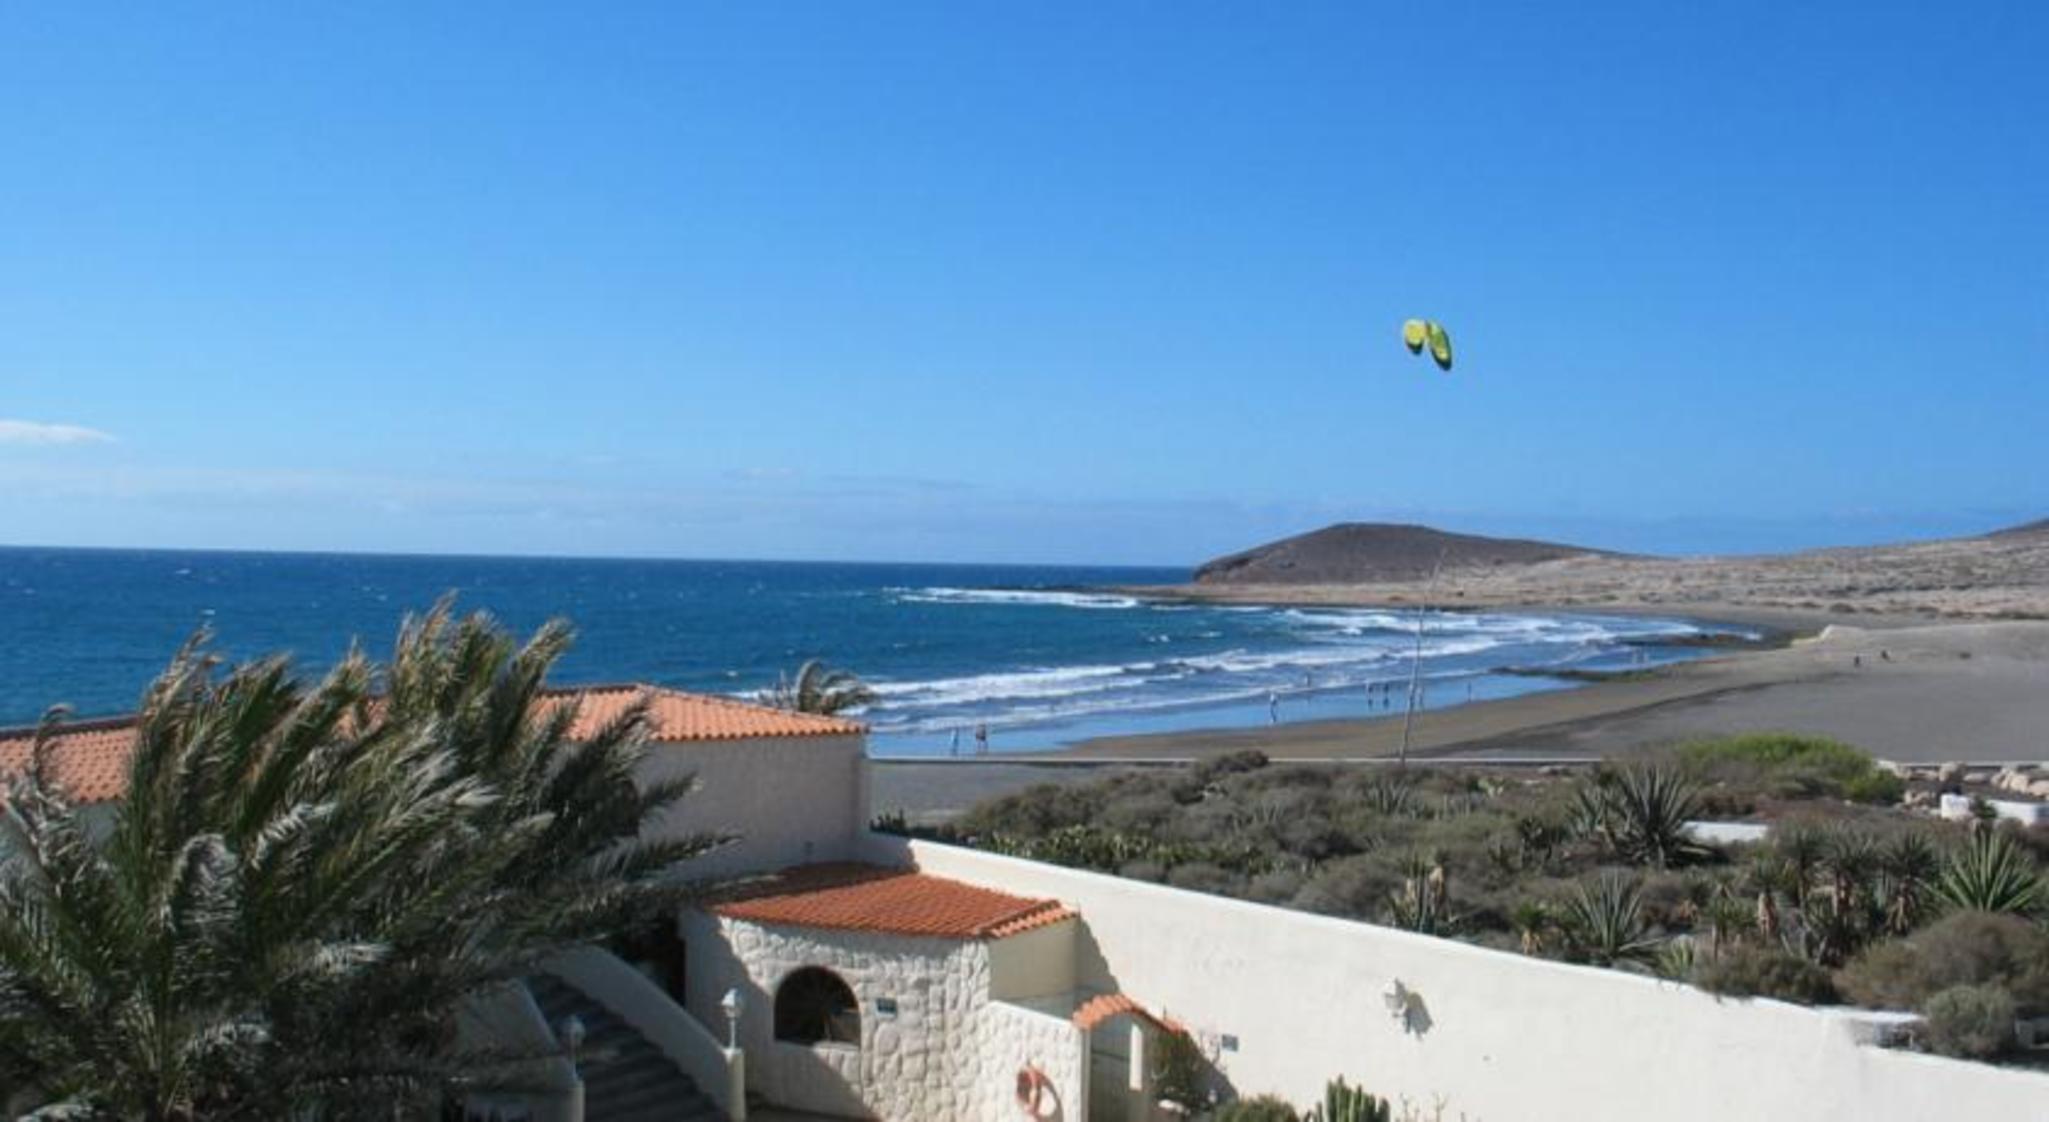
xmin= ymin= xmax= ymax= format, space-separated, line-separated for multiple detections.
xmin=1991 ymin=766 xmax=2049 ymax=796
xmin=1937 ymin=762 xmax=1967 ymax=785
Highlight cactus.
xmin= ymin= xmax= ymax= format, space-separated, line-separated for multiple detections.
xmin=1308 ymin=1077 xmax=1391 ymax=1122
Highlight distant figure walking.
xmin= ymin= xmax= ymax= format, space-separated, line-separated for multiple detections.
xmin=1854 ymin=654 xmax=1863 ymax=668
xmin=974 ymin=723 xmax=989 ymax=755
xmin=1268 ymin=691 xmax=1280 ymax=725
xmin=949 ymin=728 xmax=961 ymax=756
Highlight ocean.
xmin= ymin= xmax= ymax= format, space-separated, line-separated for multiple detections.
xmin=0 ymin=547 xmax=1735 ymax=754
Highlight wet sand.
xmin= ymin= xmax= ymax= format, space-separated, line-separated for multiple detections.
xmin=870 ymin=619 xmax=2049 ymax=820
xmin=1062 ymin=619 xmax=2049 ymax=763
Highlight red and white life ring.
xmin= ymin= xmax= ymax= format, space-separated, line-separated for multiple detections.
xmin=1014 ymin=1064 xmax=1058 ymax=1119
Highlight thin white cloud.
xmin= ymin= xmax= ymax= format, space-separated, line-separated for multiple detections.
xmin=0 ymin=419 xmax=116 ymax=446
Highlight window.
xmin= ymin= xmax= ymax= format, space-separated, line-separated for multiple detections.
xmin=774 ymin=967 xmax=860 ymax=1045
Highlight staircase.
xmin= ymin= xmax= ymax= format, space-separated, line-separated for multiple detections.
xmin=526 ymin=973 xmax=727 ymax=1122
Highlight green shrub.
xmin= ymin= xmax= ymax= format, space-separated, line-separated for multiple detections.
xmin=1308 ymin=1077 xmax=1390 ymax=1122
xmin=1189 ymin=749 xmax=1271 ymax=788
xmin=1920 ymin=983 xmax=2017 ymax=1059
xmin=1215 ymin=1095 xmax=1301 ymax=1122
xmin=1837 ymin=911 xmax=2049 ymax=1013
xmin=1675 ymin=733 xmax=1902 ymax=805
xmin=1150 ymin=1029 xmax=1214 ymax=1113
xmin=1695 ymin=946 xmax=1838 ymax=1004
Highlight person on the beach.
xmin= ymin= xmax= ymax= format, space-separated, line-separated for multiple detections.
xmin=1268 ymin=691 xmax=1280 ymax=724
xmin=974 ymin=723 xmax=989 ymax=754
xmin=950 ymin=728 xmax=961 ymax=756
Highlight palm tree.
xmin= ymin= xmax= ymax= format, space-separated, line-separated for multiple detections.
xmin=0 ymin=603 xmax=722 ymax=1120
xmin=761 ymin=659 xmax=875 ymax=716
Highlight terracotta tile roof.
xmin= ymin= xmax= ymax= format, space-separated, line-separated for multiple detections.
xmin=1071 ymin=993 xmax=1182 ymax=1034
xmin=708 ymin=863 xmax=1077 ymax=941
xmin=557 ymin=685 xmax=865 ymax=742
xmin=0 ymin=718 xmax=136 ymax=805
xmin=0 ymin=685 xmax=863 ymax=805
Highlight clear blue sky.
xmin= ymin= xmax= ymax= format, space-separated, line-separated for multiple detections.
xmin=3 ymin=2 xmax=2043 ymax=565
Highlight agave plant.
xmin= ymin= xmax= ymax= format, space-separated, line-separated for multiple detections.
xmin=1562 ymin=872 xmax=1663 ymax=967
xmin=1386 ymin=852 xmax=1454 ymax=936
xmin=1876 ymin=832 xmax=1941 ymax=935
xmin=1579 ymin=767 xmax=1708 ymax=869
xmin=0 ymin=604 xmax=721 ymax=1120
xmin=1510 ymin=900 xmax=1554 ymax=956
xmin=760 ymin=658 xmax=876 ymax=715
xmin=1936 ymin=827 xmax=2042 ymax=916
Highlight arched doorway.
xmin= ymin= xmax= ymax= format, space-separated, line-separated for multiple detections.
xmin=774 ymin=966 xmax=861 ymax=1045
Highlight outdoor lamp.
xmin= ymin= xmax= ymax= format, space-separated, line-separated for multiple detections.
xmin=720 ymin=988 xmax=745 ymax=1049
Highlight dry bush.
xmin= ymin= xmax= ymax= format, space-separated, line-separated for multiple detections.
xmin=1836 ymin=911 xmax=2049 ymax=1013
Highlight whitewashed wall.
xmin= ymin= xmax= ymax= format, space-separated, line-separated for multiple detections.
xmin=869 ymin=835 xmax=2049 ymax=1122
xmin=973 ymin=999 xmax=1088 ymax=1122
xmin=639 ymin=734 xmax=864 ymax=879
xmin=988 ymin=918 xmax=1080 ymax=1003
xmin=679 ymin=911 xmax=1088 ymax=1121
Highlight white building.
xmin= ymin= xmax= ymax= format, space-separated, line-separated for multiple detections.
xmin=12 ymin=685 xmax=2049 ymax=1122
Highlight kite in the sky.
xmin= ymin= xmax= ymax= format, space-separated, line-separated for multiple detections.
xmin=1401 ymin=319 xmax=1453 ymax=372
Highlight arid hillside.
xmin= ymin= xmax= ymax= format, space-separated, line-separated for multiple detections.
xmin=1176 ymin=520 xmax=2049 ymax=620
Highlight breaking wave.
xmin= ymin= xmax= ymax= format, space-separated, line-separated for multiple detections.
xmin=860 ymin=593 xmax=1716 ymax=736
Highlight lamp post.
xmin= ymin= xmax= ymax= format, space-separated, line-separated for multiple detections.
xmin=559 ymin=1014 xmax=587 ymax=1122
xmin=720 ymin=988 xmax=745 ymax=1050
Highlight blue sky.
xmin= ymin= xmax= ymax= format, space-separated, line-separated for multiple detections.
xmin=3 ymin=2 xmax=2043 ymax=565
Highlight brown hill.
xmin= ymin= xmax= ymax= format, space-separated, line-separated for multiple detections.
xmin=1987 ymin=518 xmax=2049 ymax=538
xmin=1193 ymin=523 xmax=1614 ymax=585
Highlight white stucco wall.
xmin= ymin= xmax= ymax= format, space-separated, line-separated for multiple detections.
xmin=870 ymin=834 xmax=2049 ymax=1122
xmin=679 ymin=910 xmax=1087 ymax=1121
xmin=987 ymin=918 xmax=1079 ymax=1003
xmin=639 ymin=733 xmax=864 ymax=879
xmin=974 ymin=999 xmax=1088 ymax=1122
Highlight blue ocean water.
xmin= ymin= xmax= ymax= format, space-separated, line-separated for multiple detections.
xmin=0 ymin=547 xmax=1732 ymax=754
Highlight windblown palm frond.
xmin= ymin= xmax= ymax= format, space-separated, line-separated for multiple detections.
xmin=760 ymin=659 xmax=875 ymax=716
xmin=0 ymin=600 xmax=724 ymax=1120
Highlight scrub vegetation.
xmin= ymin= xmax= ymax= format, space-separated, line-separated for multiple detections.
xmin=891 ymin=734 xmax=2049 ymax=1065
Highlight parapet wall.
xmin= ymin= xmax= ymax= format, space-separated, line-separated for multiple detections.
xmin=864 ymin=833 xmax=2049 ymax=1122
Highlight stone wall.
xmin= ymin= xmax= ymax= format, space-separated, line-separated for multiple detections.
xmin=683 ymin=912 xmax=1084 ymax=1121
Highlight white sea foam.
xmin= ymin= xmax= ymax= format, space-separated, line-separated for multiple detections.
xmin=859 ymin=592 xmax=1728 ymax=736
xmin=893 ymin=587 xmax=1142 ymax=609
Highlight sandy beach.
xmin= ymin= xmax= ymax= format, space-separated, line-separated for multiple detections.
xmin=1059 ymin=618 xmax=2049 ymax=761
xmin=869 ymin=617 xmax=2049 ymax=821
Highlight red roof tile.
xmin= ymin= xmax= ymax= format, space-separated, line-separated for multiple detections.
xmin=709 ymin=863 xmax=1077 ymax=941
xmin=0 ymin=685 xmax=863 ymax=804
xmin=1071 ymin=993 xmax=1181 ymax=1034
xmin=0 ymin=719 xmax=136 ymax=805
xmin=559 ymin=685 xmax=865 ymax=742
